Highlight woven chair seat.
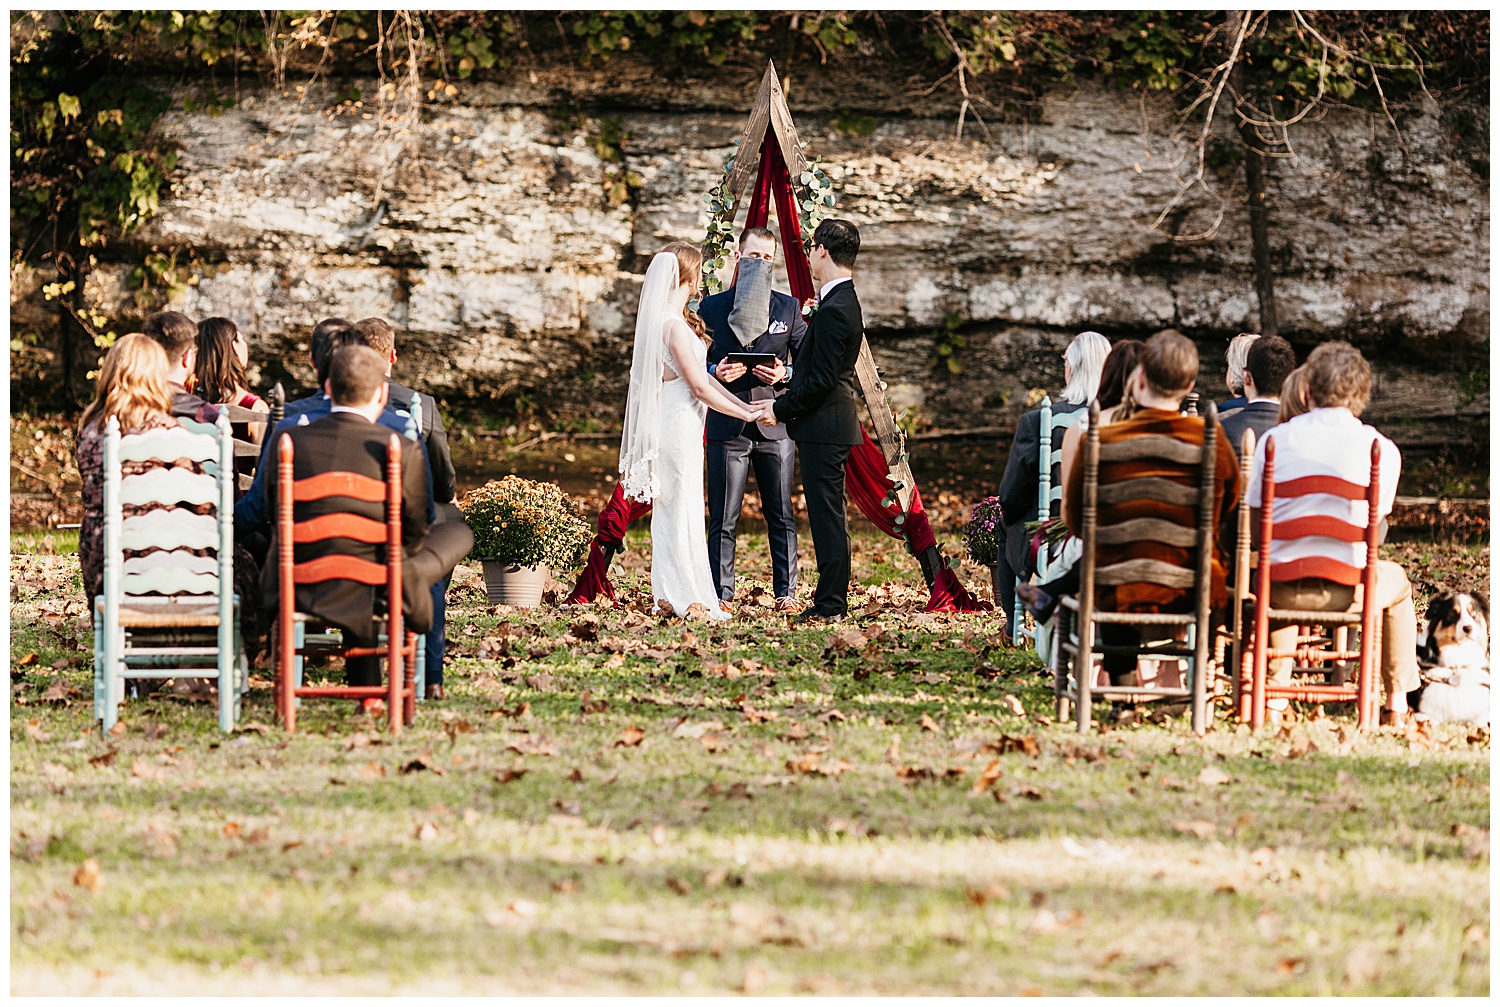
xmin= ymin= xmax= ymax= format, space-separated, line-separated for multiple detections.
xmin=117 ymin=600 xmax=223 ymax=628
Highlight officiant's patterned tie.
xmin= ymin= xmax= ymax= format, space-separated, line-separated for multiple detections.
xmin=727 ymin=256 xmax=772 ymax=348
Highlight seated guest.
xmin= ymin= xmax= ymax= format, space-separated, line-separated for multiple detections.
xmin=354 ymin=316 xmax=459 ymax=699
xmin=1277 ymin=364 xmax=1312 ymax=423
xmin=1246 ymin=341 xmax=1418 ymax=724
xmin=995 ymin=331 xmax=1110 ymax=624
xmin=261 ymin=345 xmax=473 ymax=714
xmin=353 ymin=318 xmax=457 ymax=506
xmin=235 ymin=324 xmax=431 ymax=551
xmin=1221 ymin=335 xmax=1295 ymax=458
xmin=1045 ymin=332 xmax=1240 ymax=687
xmin=142 ymin=311 xmax=219 ymax=424
xmin=195 ymin=317 xmax=270 ymax=473
xmin=76 ymin=335 xmax=180 ymax=604
xmin=1058 ymin=338 xmax=1145 ymax=504
xmin=76 ymin=335 xmax=267 ymax=680
xmin=1217 ymin=332 xmax=1260 ymax=419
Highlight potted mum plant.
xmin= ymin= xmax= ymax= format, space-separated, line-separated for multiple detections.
xmin=459 ymin=476 xmax=593 ymax=607
xmin=963 ymin=496 xmax=1006 ymax=602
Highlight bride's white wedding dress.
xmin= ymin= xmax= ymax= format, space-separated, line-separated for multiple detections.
xmin=651 ymin=339 xmax=730 ymax=620
xmin=619 ymin=252 xmax=730 ymax=621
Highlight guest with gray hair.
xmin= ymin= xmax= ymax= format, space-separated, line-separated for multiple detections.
xmin=995 ymin=330 xmax=1111 ymax=631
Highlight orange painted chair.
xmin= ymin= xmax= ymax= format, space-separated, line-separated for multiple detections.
xmin=275 ymin=432 xmax=419 ymax=734
xmin=1247 ymin=436 xmax=1382 ymax=731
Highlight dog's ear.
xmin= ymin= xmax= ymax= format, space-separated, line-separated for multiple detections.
xmin=1470 ymin=591 xmax=1489 ymax=621
xmin=1422 ymin=592 xmax=1453 ymax=627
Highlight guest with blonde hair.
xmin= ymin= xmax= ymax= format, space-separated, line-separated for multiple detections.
xmin=76 ymin=334 xmax=181 ymax=601
xmin=1218 ymin=332 xmax=1260 ymax=420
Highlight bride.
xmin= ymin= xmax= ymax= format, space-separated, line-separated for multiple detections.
xmin=620 ymin=242 xmax=769 ymax=620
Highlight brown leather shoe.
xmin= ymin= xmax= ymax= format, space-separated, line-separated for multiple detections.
xmin=428 ymin=683 xmax=446 ymax=702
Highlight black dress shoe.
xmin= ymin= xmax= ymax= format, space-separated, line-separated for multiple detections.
xmin=1015 ymin=582 xmax=1058 ymax=622
xmin=794 ymin=609 xmax=845 ymax=625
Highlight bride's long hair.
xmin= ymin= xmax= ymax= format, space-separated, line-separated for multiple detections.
xmin=659 ymin=241 xmax=712 ymax=346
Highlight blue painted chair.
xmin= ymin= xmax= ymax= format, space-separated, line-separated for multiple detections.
xmin=1012 ymin=396 xmax=1088 ymax=658
xmin=93 ymin=413 xmax=245 ymax=733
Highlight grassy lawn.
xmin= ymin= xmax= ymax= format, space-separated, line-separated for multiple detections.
xmin=9 ymin=530 xmax=1490 ymax=995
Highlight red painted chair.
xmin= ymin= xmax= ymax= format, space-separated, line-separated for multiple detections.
xmin=1248 ymin=436 xmax=1382 ymax=731
xmin=275 ymin=432 xmax=418 ymax=734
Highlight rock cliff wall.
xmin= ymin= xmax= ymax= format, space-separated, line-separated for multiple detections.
xmin=11 ymin=68 xmax=1488 ymax=433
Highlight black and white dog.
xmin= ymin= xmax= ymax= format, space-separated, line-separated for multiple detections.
xmin=1409 ymin=591 xmax=1489 ymax=725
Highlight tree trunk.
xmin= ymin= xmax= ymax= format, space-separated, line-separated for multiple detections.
xmin=1224 ymin=10 xmax=1279 ymax=336
xmin=1240 ymin=132 xmax=1279 ymax=336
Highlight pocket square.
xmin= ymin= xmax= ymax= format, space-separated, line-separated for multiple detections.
xmin=768 ymin=320 xmax=789 ymax=335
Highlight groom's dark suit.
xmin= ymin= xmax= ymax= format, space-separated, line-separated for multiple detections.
xmin=772 ymin=279 xmax=863 ymax=617
xmin=699 ymin=285 xmax=807 ymax=601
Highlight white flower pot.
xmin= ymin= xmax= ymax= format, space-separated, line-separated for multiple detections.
xmin=480 ymin=561 xmax=549 ymax=608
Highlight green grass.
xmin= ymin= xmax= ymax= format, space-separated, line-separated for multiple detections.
xmin=9 ymin=532 xmax=1490 ymax=994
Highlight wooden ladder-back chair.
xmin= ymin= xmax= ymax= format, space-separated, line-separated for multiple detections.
xmin=94 ymin=413 xmax=245 ymax=733
xmin=274 ymin=431 xmax=419 ymax=734
xmin=1248 ymin=437 xmax=1382 ymax=732
xmin=1012 ymin=396 xmax=1088 ymax=654
xmin=1229 ymin=428 xmax=1257 ymax=722
xmin=1055 ymin=401 xmax=1221 ymax=734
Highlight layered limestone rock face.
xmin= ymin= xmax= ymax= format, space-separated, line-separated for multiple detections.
xmin=12 ymin=73 xmax=1487 ymax=431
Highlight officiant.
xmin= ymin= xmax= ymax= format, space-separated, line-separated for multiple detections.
xmin=698 ymin=226 xmax=807 ymax=613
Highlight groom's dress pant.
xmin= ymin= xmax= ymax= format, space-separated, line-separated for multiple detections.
xmin=707 ymin=429 xmax=798 ymax=601
xmin=798 ymin=440 xmax=853 ymax=617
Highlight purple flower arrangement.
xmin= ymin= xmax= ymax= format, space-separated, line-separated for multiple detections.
xmin=963 ymin=496 xmax=1005 ymax=566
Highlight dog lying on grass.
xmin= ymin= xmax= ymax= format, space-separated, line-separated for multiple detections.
xmin=1410 ymin=591 xmax=1489 ymax=726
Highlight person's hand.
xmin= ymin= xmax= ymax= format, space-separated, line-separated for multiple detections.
xmin=752 ymin=358 xmax=788 ymax=385
xmin=757 ymin=402 xmax=780 ymax=426
xmin=715 ymin=360 xmax=747 ymax=384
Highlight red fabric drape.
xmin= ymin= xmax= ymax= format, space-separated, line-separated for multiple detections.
xmin=566 ymin=484 xmax=650 ymax=604
xmin=568 ymin=132 xmax=989 ymax=614
xmin=846 ymin=431 xmax=991 ymax=613
xmin=743 ymin=134 xmax=816 ymax=303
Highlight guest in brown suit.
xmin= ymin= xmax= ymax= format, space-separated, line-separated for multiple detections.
xmin=1060 ymin=331 xmax=1241 ymax=685
xmin=259 ymin=345 xmax=472 ymax=696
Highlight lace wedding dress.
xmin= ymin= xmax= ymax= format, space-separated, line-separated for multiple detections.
xmin=619 ymin=253 xmax=731 ymax=621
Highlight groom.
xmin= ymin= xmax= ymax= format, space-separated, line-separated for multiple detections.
xmin=767 ymin=218 xmax=864 ymax=623
xmin=698 ymin=227 xmax=807 ymax=612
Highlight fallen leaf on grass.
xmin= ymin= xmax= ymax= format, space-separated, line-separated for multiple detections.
xmin=742 ymin=964 xmax=768 ymax=995
xmin=87 ymin=749 xmax=118 ymax=767
xmin=1173 ymin=819 xmax=1218 ymax=839
xmin=73 ymin=858 xmax=104 ymax=894
xmin=578 ymin=691 xmax=610 ymax=714
xmin=236 ymin=722 xmax=272 ymax=735
xmin=741 ymin=703 xmax=779 ymax=724
xmin=1285 ymin=736 xmax=1318 ymax=760
xmin=988 ymin=734 xmax=1041 ymax=757
xmin=401 ymin=756 xmax=446 ymax=776
xmin=494 ymin=764 xmax=528 ymax=785
xmin=1197 ymin=765 xmax=1231 ymax=787
xmin=360 ymin=761 xmax=388 ymax=781
xmin=1014 ymin=785 xmax=1045 ymax=801
xmin=971 ymin=758 xmax=1004 ymax=795
xmin=816 ymin=709 xmax=846 ymax=723
xmin=505 ymin=736 xmax=557 ymax=757
xmin=222 ymin=822 xmax=242 ymax=839
xmin=130 ymin=758 xmax=166 ymax=782
xmin=614 ymin=726 xmax=646 ymax=748
xmin=17 ymin=652 xmax=37 ymax=667
xmin=108 ymin=720 xmax=127 ymax=738
xmin=41 ymin=680 xmax=79 ymax=704
xmin=441 ymin=713 xmax=475 ymax=744
xmin=23 ymin=719 xmax=49 ymax=743
xmin=1001 ymin=694 xmax=1026 ymax=716
xmin=885 ymin=735 xmax=901 ymax=764
xmin=414 ymin=821 xmax=439 ymax=842
xmin=1278 ymin=957 xmax=1306 ymax=975
xmin=920 ymin=713 xmax=941 ymax=733
xmin=245 ymin=826 xmax=271 ymax=845
xmin=965 ymin=882 xmax=1010 ymax=906
xmin=570 ymin=613 xmax=601 ymax=642
xmin=486 ymin=702 xmax=531 ymax=721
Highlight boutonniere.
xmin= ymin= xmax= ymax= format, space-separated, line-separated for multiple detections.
xmin=800 ymin=297 xmax=819 ymax=320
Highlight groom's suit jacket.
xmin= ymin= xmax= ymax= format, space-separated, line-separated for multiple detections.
xmin=771 ymin=280 xmax=863 ymax=446
xmin=698 ymin=285 xmax=807 ymax=442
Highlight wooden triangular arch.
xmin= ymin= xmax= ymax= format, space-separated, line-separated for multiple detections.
xmin=705 ymin=61 xmax=935 ymax=583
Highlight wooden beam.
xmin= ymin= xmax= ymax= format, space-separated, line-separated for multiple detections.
xmin=722 ymin=63 xmax=777 ymax=206
xmin=854 ymin=339 xmax=915 ymax=514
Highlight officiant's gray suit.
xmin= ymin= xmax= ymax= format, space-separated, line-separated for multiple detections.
xmin=699 ymin=284 xmax=807 ymax=601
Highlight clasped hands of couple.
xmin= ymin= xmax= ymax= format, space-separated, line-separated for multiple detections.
xmin=716 ymin=357 xmax=787 ymax=426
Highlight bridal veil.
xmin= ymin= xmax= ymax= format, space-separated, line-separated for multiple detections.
xmin=618 ymin=251 xmax=680 ymax=502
